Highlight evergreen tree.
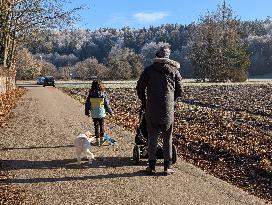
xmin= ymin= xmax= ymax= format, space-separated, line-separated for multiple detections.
xmin=189 ymin=1 xmax=250 ymax=82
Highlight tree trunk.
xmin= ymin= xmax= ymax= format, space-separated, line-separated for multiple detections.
xmin=0 ymin=0 xmax=10 ymax=67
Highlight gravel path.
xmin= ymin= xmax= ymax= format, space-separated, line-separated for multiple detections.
xmin=0 ymin=86 xmax=269 ymax=205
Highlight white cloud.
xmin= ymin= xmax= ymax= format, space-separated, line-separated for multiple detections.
xmin=106 ymin=13 xmax=135 ymax=28
xmin=133 ymin=12 xmax=169 ymax=22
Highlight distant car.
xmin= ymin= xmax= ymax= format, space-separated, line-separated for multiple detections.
xmin=37 ymin=77 xmax=45 ymax=85
xmin=90 ymin=76 xmax=98 ymax=80
xmin=43 ymin=76 xmax=55 ymax=87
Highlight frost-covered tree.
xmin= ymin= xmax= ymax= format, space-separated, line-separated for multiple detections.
xmin=247 ymin=34 xmax=272 ymax=76
xmin=140 ymin=42 xmax=170 ymax=67
xmin=33 ymin=53 xmax=79 ymax=68
xmin=19 ymin=10 xmax=272 ymax=79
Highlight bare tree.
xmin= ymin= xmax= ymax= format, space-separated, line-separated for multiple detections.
xmin=74 ymin=57 xmax=108 ymax=80
xmin=15 ymin=47 xmax=55 ymax=79
xmin=107 ymin=47 xmax=143 ymax=80
xmin=0 ymin=0 xmax=82 ymax=68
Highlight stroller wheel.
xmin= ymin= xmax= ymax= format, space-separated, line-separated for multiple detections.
xmin=133 ymin=145 xmax=141 ymax=164
xmin=172 ymin=144 xmax=177 ymax=164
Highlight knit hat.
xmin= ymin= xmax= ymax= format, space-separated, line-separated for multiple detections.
xmin=155 ymin=45 xmax=171 ymax=58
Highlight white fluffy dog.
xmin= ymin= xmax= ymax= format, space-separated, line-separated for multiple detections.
xmin=74 ymin=131 xmax=95 ymax=165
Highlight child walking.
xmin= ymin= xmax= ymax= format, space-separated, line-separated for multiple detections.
xmin=85 ymin=80 xmax=113 ymax=146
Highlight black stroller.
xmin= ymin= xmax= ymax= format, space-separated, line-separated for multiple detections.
xmin=132 ymin=109 xmax=177 ymax=164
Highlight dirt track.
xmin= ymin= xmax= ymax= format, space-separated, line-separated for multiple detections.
xmin=0 ymin=85 xmax=269 ymax=205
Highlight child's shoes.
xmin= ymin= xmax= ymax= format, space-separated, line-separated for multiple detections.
xmin=100 ymin=137 xmax=104 ymax=146
xmin=95 ymin=138 xmax=100 ymax=147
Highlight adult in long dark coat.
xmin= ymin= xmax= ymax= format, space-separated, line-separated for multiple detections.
xmin=136 ymin=45 xmax=183 ymax=175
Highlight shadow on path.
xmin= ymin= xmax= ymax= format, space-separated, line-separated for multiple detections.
xmin=0 ymin=157 xmax=154 ymax=184
xmin=1 ymin=145 xmax=73 ymax=151
xmin=0 ymin=156 xmax=150 ymax=171
xmin=1 ymin=170 xmax=149 ymax=184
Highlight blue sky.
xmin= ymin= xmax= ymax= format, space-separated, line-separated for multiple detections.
xmin=68 ymin=0 xmax=272 ymax=30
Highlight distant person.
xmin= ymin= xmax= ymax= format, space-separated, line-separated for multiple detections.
xmin=136 ymin=45 xmax=183 ymax=175
xmin=85 ymin=80 xmax=113 ymax=146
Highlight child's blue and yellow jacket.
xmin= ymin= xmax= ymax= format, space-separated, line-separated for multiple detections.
xmin=85 ymin=91 xmax=112 ymax=118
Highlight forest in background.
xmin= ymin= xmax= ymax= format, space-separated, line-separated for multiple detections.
xmin=1 ymin=1 xmax=272 ymax=81
xmin=23 ymin=18 xmax=272 ymax=80
xmin=0 ymin=1 xmax=266 ymax=81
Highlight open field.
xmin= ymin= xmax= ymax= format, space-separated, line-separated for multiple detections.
xmin=60 ymin=82 xmax=272 ymax=202
xmin=16 ymin=79 xmax=272 ymax=89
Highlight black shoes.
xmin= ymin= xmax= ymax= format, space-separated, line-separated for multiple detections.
xmin=146 ymin=167 xmax=157 ymax=175
xmin=146 ymin=160 xmax=156 ymax=175
xmin=163 ymin=161 xmax=175 ymax=176
xmin=145 ymin=160 xmax=175 ymax=176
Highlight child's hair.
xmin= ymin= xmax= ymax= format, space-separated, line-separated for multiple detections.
xmin=90 ymin=80 xmax=105 ymax=92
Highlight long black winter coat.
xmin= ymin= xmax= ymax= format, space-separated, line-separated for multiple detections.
xmin=136 ymin=58 xmax=183 ymax=128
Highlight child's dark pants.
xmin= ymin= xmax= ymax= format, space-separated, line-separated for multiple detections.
xmin=93 ymin=118 xmax=105 ymax=139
